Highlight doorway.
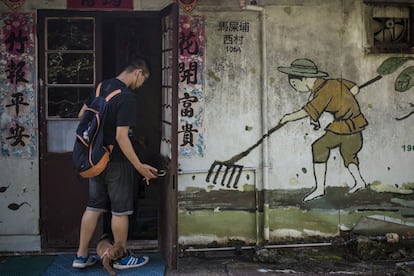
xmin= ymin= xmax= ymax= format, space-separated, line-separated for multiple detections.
xmin=38 ymin=4 xmax=178 ymax=268
xmin=100 ymin=14 xmax=162 ymax=243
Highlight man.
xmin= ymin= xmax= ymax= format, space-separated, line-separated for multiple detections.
xmin=73 ymin=57 xmax=158 ymax=269
xmin=277 ymin=58 xmax=367 ymax=202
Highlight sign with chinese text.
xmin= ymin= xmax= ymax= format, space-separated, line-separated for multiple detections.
xmin=178 ymin=15 xmax=205 ymax=157
xmin=218 ymin=20 xmax=250 ymax=53
xmin=0 ymin=13 xmax=36 ymax=158
xmin=67 ymin=0 xmax=133 ymax=9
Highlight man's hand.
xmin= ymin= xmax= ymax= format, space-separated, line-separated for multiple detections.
xmin=137 ymin=164 xmax=158 ymax=185
xmin=279 ymin=109 xmax=309 ymax=125
xmin=350 ymin=85 xmax=360 ymax=96
xmin=116 ymin=126 xmax=158 ymax=184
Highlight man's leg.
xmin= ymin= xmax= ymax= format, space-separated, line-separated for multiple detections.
xmin=303 ymin=162 xmax=327 ymax=202
xmin=110 ymin=163 xmax=150 ymax=269
xmin=108 ymin=162 xmax=131 ymax=251
xmin=111 ymin=214 xmax=129 ymax=250
xmin=306 ymin=132 xmax=335 ymax=202
xmin=112 ymin=213 xmax=150 ymax=269
xmin=77 ymin=209 xmax=102 ymax=258
xmin=348 ymin=163 xmax=367 ymax=193
xmin=73 ymin=209 xmax=101 ymax=268
xmin=340 ymin=133 xmax=366 ymax=194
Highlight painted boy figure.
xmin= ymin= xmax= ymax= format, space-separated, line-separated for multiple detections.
xmin=277 ymin=58 xmax=367 ymax=201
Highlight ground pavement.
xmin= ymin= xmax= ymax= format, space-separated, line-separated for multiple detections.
xmin=166 ymin=246 xmax=414 ymax=276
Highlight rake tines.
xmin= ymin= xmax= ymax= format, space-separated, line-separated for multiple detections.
xmin=206 ymin=161 xmax=243 ymax=188
xmin=206 ymin=123 xmax=286 ymax=189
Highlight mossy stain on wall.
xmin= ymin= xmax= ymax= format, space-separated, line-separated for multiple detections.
xmin=208 ymin=70 xmax=221 ymax=82
xmin=179 ymin=209 xmax=256 ymax=238
xmin=283 ymin=7 xmax=292 ymax=15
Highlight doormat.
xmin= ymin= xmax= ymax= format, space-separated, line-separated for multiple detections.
xmin=0 ymin=255 xmax=56 ymax=276
xmin=0 ymin=253 xmax=165 ymax=276
xmin=43 ymin=253 xmax=165 ymax=276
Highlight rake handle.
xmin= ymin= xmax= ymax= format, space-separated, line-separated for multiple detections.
xmin=224 ymin=123 xmax=285 ymax=165
xmin=359 ymin=75 xmax=382 ymax=89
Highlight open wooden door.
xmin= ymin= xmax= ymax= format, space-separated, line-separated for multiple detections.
xmin=158 ymin=3 xmax=179 ymax=269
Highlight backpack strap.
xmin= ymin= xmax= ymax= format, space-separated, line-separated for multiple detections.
xmin=95 ymin=82 xmax=121 ymax=102
xmin=95 ymin=82 xmax=102 ymax=97
xmin=105 ymin=89 xmax=122 ymax=102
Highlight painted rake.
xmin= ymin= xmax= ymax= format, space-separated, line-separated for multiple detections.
xmin=206 ymin=123 xmax=285 ymax=188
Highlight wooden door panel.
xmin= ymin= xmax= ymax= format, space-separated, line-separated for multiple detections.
xmin=41 ymin=154 xmax=89 ymax=247
xmin=38 ymin=10 xmax=102 ymax=249
xmin=159 ymin=3 xmax=179 ymax=269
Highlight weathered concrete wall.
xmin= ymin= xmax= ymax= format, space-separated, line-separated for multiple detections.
xmin=0 ymin=160 xmax=40 ymax=251
xmin=177 ymin=0 xmax=414 ymax=247
xmin=1 ymin=0 xmax=414 ymax=251
xmin=0 ymin=9 xmax=39 ymax=251
xmin=177 ymin=4 xmax=264 ymax=246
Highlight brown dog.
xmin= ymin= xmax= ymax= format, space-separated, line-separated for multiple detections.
xmin=96 ymin=237 xmax=125 ymax=276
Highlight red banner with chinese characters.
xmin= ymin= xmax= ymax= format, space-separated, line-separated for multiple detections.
xmin=178 ymin=15 xmax=205 ymax=157
xmin=0 ymin=13 xmax=36 ymax=158
xmin=67 ymin=0 xmax=133 ymax=10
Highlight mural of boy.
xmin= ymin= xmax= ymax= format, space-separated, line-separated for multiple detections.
xmin=277 ymin=58 xmax=367 ymax=202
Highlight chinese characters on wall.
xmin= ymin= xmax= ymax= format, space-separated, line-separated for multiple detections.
xmin=178 ymin=15 xmax=205 ymax=157
xmin=218 ymin=20 xmax=250 ymax=53
xmin=0 ymin=13 xmax=36 ymax=158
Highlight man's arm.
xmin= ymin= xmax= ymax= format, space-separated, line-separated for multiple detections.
xmin=279 ymin=108 xmax=308 ymax=125
xmin=116 ymin=126 xmax=157 ymax=180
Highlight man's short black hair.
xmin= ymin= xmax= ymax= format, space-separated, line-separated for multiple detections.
xmin=125 ymin=56 xmax=151 ymax=74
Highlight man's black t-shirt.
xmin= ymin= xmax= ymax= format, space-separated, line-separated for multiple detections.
xmin=86 ymin=78 xmax=137 ymax=161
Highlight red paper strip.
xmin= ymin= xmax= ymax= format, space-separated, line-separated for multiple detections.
xmin=67 ymin=0 xmax=133 ymax=10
